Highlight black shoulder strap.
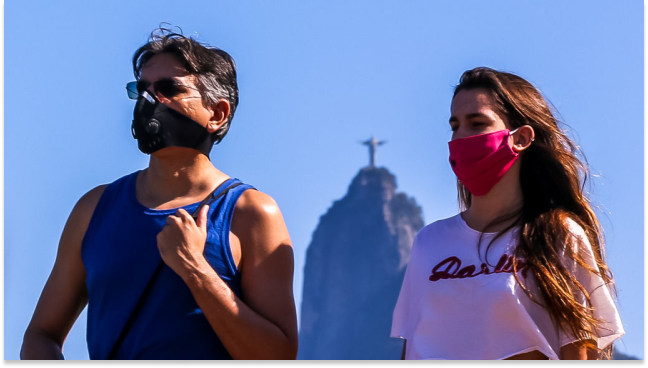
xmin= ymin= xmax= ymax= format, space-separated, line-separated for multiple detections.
xmin=106 ymin=179 xmax=244 ymax=360
xmin=190 ymin=180 xmax=243 ymax=220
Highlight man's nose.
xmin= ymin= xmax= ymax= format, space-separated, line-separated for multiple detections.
xmin=148 ymin=88 xmax=172 ymax=104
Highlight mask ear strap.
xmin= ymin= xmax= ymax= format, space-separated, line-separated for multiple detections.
xmin=509 ymin=125 xmax=536 ymax=143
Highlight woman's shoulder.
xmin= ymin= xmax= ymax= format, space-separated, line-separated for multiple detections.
xmin=414 ymin=214 xmax=462 ymax=244
xmin=562 ymin=216 xmax=587 ymax=237
xmin=556 ymin=213 xmax=600 ymax=268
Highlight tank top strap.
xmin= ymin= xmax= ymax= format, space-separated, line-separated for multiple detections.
xmin=82 ymin=171 xmax=140 ymax=254
xmin=205 ymin=178 xmax=255 ymax=278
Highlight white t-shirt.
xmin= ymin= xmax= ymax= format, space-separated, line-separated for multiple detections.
xmin=391 ymin=214 xmax=624 ymax=360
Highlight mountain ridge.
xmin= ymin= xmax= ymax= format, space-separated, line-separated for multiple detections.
xmin=298 ymin=166 xmax=424 ymax=359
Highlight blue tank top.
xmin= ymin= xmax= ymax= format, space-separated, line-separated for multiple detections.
xmin=81 ymin=171 xmax=254 ymax=359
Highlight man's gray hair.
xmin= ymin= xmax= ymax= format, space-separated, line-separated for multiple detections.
xmin=133 ymin=27 xmax=239 ymax=144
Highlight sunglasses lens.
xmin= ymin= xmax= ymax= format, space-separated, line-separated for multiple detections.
xmin=126 ymin=81 xmax=139 ymax=99
xmin=155 ymin=80 xmax=181 ymax=99
xmin=128 ymin=79 xmax=193 ymax=100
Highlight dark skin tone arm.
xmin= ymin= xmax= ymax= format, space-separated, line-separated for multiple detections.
xmin=157 ymin=189 xmax=298 ymax=359
xmin=20 ymin=185 xmax=106 ymax=359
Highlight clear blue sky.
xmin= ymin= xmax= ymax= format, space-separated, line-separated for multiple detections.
xmin=5 ymin=0 xmax=643 ymax=360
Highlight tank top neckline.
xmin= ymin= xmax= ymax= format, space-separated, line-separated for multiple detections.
xmin=127 ymin=170 xmax=235 ymax=216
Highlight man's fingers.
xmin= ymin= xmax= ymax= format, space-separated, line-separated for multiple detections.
xmin=166 ymin=214 xmax=180 ymax=225
xmin=196 ymin=205 xmax=209 ymax=229
xmin=176 ymin=208 xmax=193 ymax=222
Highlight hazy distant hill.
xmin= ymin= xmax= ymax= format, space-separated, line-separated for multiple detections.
xmin=298 ymin=167 xmax=424 ymax=360
xmin=613 ymin=348 xmax=639 ymax=360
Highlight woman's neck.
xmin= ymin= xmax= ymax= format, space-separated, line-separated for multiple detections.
xmin=462 ymin=162 xmax=523 ymax=232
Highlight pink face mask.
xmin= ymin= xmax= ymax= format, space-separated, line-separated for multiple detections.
xmin=448 ymin=128 xmax=520 ymax=196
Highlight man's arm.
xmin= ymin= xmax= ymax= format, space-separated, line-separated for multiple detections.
xmin=21 ymin=186 xmax=106 ymax=359
xmin=157 ymin=189 xmax=298 ymax=360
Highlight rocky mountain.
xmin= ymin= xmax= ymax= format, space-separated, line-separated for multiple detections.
xmin=298 ymin=166 xmax=424 ymax=360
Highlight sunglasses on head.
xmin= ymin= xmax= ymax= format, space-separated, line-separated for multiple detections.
xmin=126 ymin=79 xmax=199 ymax=100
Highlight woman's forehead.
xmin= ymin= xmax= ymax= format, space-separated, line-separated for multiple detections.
xmin=451 ymin=89 xmax=496 ymax=114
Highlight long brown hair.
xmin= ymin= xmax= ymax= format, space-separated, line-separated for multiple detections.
xmin=453 ymin=67 xmax=616 ymax=358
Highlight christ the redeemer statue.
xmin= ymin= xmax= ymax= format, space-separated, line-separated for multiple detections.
xmin=361 ymin=136 xmax=386 ymax=168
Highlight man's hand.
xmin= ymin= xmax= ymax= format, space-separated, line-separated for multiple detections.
xmin=168 ymin=189 xmax=298 ymax=359
xmin=157 ymin=205 xmax=210 ymax=280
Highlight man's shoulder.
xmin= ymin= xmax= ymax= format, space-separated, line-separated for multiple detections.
xmin=233 ymin=189 xmax=281 ymax=221
xmin=56 ymin=184 xmax=110 ymax=257
xmin=230 ymin=187 xmax=291 ymax=272
xmin=75 ymin=185 xmax=109 ymax=216
xmin=77 ymin=171 xmax=140 ymax=212
xmin=74 ymin=171 xmax=138 ymax=207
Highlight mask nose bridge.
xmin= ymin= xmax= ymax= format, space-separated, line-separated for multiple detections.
xmin=141 ymin=83 xmax=173 ymax=104
xmin=142 ymin=91 xmax=156 ymax=104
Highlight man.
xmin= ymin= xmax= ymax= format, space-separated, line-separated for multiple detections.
xmin=20 ymin=28 xmax=298 ymax=360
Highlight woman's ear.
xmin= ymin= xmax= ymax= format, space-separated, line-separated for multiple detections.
xmin=512 ymin=125 xmax=535 ymax=152
xmin=206 ymin=99 xmax=231 ymax=133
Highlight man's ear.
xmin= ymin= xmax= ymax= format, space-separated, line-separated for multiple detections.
xmin=206 ymin=99 xmax=231 ymax=133
xmin=512 ymin=125 xmax=535 ymax=152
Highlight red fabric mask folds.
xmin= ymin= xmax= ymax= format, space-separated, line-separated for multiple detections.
xmin=448 ymin=129 xmax=519 ymax=196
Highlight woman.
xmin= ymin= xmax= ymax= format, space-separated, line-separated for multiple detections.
xmin=391 ymin=67 xmax=624 ymax=360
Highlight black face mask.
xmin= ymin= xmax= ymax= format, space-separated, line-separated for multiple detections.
xmin=131 ymin=91 xmax=214 ymax=156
